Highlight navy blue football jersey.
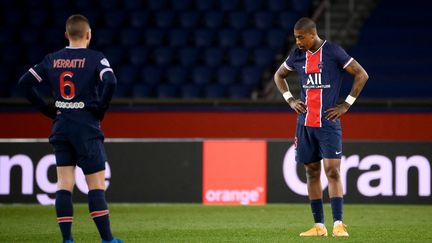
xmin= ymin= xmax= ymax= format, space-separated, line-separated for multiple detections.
xmin=29 ymin=47 xmax=113 ymax=114
xmin=284 ymin=41 xmax=353 ymax=127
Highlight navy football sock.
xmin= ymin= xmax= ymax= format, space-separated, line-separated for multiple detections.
xmin=330 ymin=197 xmax=343 ymax=222
xmin=55 ymin=190 xmax=73 ymax=241
xmin=310 ymin=199 xmax=324 ymax=224
xmin=88 ymin=189 xmax=113 ymax=241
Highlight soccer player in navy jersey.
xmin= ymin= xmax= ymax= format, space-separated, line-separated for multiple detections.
xmin=274 ymin=17 xmax=368 ymax=237
xmin=18 ymin=15 xmax=123 ymax=243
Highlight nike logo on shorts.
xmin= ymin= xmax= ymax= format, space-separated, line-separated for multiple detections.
xmin=335 ymin=151 xmax=342 ymax=155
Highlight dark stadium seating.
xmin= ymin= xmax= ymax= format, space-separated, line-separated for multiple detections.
xmin=129 ymin=11 xmax=149 ymax=28
xmin=153 ymin=48 xmax=173 ymax=66
xmin=241 ymin=66 xmax=262 ymax=88
xmin=205 ymin=84 xmax=226 ymax=98
xmin=157 ymin=83 xmax=179 ymax=98
xmin=218 ymin=29 xmax=239 ymax=48
xmin=254 ymin=12 xmax=273 ymax=30
xmin=178 ymin=48 xmax=199 ymax=67
xmin=204 ymin=11 xmax=224 ymax=28
xmin=192 ymin=66 xmax=213 ymax=85
xmin=167 ymin=66 xmax=188 ymax=85
xmin=141 ymin=66 xmax=162 ymax=86
xmin=204 ymin=48 xmax=224 ymax=67
xmin=179 ymin=12 xmax=200 ymax=29
xmin=0 ymin=0 xmax=314 ymax=98
xmin=228 ymin=48 xmax=249 ymax=67
xmin=345 ymin=0 xmax=432 ymax=98
xmin=229 ymin=84 xmax=251 ymax=98
xmin=242 ymin=29 xmax=262 ymax=48
xmin=181 ymin=84 xmax=203 ymax=98
xmin=129 ymin=47 xmax=148 ymax=67
xmin=132 ymin=83 xmax=153 ymax=98
xmin=217 ymin=66 xmax=239 ymax=85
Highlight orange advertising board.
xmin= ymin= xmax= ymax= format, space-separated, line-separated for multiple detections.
xmin=203 ymin=140 xmax=267 ymax=205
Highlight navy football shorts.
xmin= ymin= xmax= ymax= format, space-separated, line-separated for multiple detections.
xmin=295 ymin=124 xmax=342 ymax=164
xmin=49 ymin=118 xmax=107 ymax=175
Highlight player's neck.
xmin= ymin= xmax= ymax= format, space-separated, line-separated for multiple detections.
xmin=309 ymin=38 xmax=324 ymax=53
xmin=68 ymin=40 xmax=87 ymax=49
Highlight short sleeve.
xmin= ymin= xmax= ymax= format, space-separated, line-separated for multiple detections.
xmin=333 ymin=45 xmax=353 ymax=69
xmin=96 ymin=53 xmax=114 ymax=81
xmin=283 ymin=49 xmax=296 ymax=71
xmin=28 ymin=55 xmax=50 ymax=83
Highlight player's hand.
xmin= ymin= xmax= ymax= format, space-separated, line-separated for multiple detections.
xmin=325 ymin=103 xmax=350 ymax=122
xmin=287 ymin=99 xmax=307 ymax=114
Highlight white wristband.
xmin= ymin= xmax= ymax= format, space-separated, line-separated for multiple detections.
xmin=283 ymin=91 xmax=293 ymax=101
xmin=345 ymin=95 xmax=356 ymax=105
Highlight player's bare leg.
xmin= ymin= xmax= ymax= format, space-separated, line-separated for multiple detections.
xmin=324 ymin=158 xmax=348 ymax=237
xmin=300 ymin=162 xmax=328 ymax=237
xmin=56 ymin=166 xmax=76 ymax=243
xmin=85 ymin=170 xmax=123 ymax=243
xmin=57 ymin=166 xmax=76 ymax=191
xmin=85 ymin=170 xmax=106 ymax=190
xmin=305 ymin=162 xmax=323 ymax=200
xmin=323 ymin=159 xmax=343 ymax=198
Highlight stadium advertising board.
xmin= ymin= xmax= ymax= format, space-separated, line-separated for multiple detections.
xmin=0 ymin=140 xmax=202 ymax=204
xmin=268 ymin=141 xmax=432 ymax=204
xmin=1 ymin=140 xmax=431 ymax=204
xmin=202 ymin=140 xmax=267 ymax=205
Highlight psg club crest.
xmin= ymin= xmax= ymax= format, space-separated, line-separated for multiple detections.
xmin=318 ymin=61 xmax=324 ymax=69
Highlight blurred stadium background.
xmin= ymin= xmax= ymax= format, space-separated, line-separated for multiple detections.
xmin=0 ymin=0 xmax=432 ymax=241
xmin=1 ymin=0 xmax=431 ymax=100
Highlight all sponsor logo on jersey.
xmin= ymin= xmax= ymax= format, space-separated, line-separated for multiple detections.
xmin=303 ymin=73 xmax=331 ymax=89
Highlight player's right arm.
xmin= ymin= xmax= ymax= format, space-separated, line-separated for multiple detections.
xmin=18 ymin=68 xmax=57 ymax=119
xmin=274 ymin=64 xmax=306 ymax=114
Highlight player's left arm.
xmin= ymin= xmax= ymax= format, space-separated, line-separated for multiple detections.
xmin=89 ymin=68 xmax=117 ymax=121
xmin=325 ymin=59 xmax=369 ymax=121
xmin=88 ymin=56 xmax=117 ymax=121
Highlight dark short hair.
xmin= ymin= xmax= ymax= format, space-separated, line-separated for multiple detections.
xmin=65 ymin=14 xmax=90 ymax=40
xmin=294 ymin=17 xmax=317 ymax=31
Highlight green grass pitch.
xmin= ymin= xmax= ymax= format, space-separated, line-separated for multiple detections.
xmin=1 ymin=204 xmax=431 ymax=242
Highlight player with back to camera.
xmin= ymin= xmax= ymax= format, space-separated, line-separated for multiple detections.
xmin=18 ymin=14 xmax=123 ymax=243
xmin=274 ymin=17 xmax=368 ymax=237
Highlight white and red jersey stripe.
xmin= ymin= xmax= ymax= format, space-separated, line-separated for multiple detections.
xmin=304 ymin=44 xmax=324 ymax=127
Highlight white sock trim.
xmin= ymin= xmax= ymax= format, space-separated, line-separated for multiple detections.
xmin=315 ymin=223 xmax=325 ymax=228
xmin=334 ymin=220 xmax=343 ymax=226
